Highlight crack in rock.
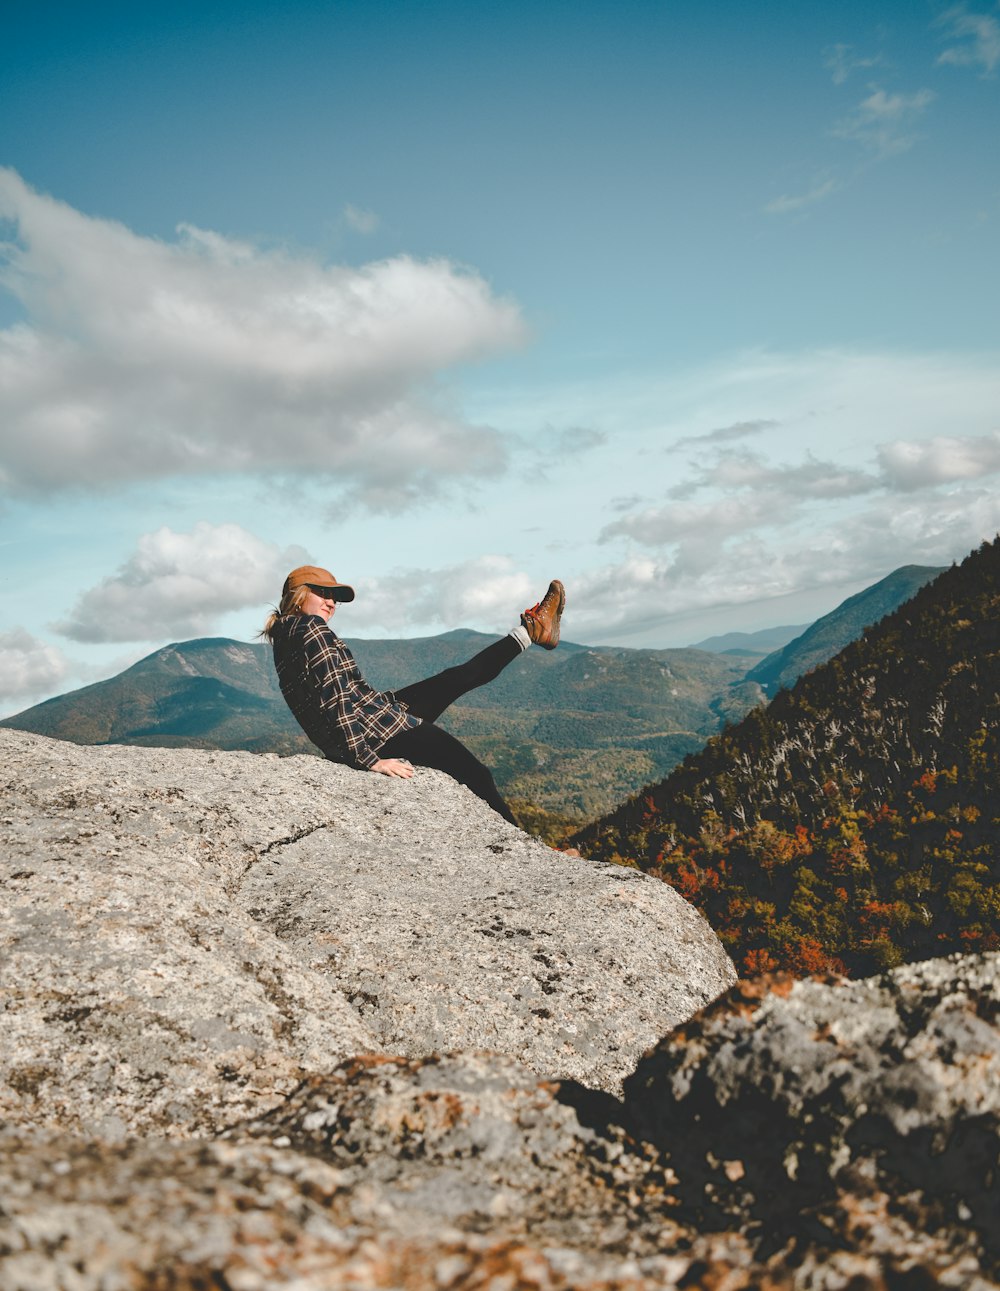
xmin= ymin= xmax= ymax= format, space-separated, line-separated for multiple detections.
xmin=229 ymin=820 xmax=338 ymax=894
xmin=261 ymin=820 xmax=337 ymax=857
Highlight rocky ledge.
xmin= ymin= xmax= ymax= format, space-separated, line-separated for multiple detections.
xmin=2 ymin=728 xmax=998 ymax=1289
xmin=1 ymin=728 xmax=734 ymax=1139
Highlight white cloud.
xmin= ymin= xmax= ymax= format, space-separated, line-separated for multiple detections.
xmin=764 ymin=179 xmax=839 ymax=215
xmin=937 ymin=6 xmax=1000 ymax=74
xmin=0 ymin=628 xmax=70 ymax=706
xmin=0 ymin=169 xmax=526 ymax=506
xmin=832 ymin=86 xmax=936 ymax=156
xmin=602 ymin=494 xmax=779 ymax=551
xmin=878 ymin=431 xmax=1000 ymax=490
xmin=667 ymin=450 xmax=880 ymax=501
xmin=572 ymin=487 xmax=1000 ymax=645
xmin=823 ymin=44 xmax=882 ymax=85
xmin=343 ymin=204 xmax=380 ymax=234
xmin=55 ymin=522 xmax=309 ymax=643
xmin=343 ymin=556 xmax=538 ymax=636
xmin=672 ymin=420 xmax=777 ymax=449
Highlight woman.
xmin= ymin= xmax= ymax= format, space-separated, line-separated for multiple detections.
xmin=262 ymin=564 xmax=565 ymax=824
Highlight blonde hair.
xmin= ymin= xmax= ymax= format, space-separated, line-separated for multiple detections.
xmin=259 ymin=584 xmax=311 ymax=642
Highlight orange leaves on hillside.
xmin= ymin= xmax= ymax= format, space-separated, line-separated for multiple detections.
xmin=583 ymin=539 xmax=1000 ymax=980
xmin=783 ymin=937 xmax=846 ymax=977
xmin=673 ymin=860 xmax=722 ymax=900
xmin=743 ymin=948 xmax=779 ymax=974
xmin=637 ymin=751 xmax=998 ymax=980
xmin=746 ymin=820 xmax=813 ymax=874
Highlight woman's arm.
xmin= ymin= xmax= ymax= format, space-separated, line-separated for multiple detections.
xmin=370 ymin=758 xmax=414 ymax=778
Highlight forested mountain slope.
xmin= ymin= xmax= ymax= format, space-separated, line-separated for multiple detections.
xmin=573 ymin=540 xmax=1000 ymax=978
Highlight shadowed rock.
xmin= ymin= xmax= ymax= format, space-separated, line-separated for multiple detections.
xmin=623 ymin=954 xmax=1000 ymax=1277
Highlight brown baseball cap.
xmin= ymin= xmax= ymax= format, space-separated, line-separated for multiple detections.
xmin=282 ymin=565 xmax=356 ymax=602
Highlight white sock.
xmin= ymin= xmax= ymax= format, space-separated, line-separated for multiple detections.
xmin=508 ymin=623 xmax=531 ymax=652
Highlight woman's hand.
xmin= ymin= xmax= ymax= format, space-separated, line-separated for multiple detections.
xmin=371 ymin=758 xmax=414 ymax=778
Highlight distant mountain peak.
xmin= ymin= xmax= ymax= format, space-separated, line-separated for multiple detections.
xmin=691 ymin=625 xmax=807 ymax=655
xmin=748 ymin=564 xmax=947 ymax=695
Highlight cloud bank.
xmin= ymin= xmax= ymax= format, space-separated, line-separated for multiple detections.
xmin=0 ymin=170 xmax=526 ymax=508
xmin=565 ymin=497 xmax=994 ymax=643
xmin=0 ymin=628 xmax=70 ymax=707
xmin=588 ymin=419 xmax=1000 ymax=641
xmin=56 ymin=523 xmax=308 ymax=643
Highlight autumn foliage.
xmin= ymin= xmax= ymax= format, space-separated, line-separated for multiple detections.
xmin=574 ymin=540 xmax=1000 ymax=978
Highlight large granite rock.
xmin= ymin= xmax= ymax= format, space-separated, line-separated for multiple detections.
xmin=0 ymin=727 xmax=734 ymax=1137
xmin=6 ymin=727 xmax=999 ymax=1289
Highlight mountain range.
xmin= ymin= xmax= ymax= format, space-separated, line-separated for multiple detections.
xmin=573 ymin=541 xmax=999 ymax=977
xmin=0 ymin=630 xmax=760 ymax=828
xmin=690 ymin=624 xmax=806 ymax=656
xmin=2 ymin=563 xmax=949 ymax=832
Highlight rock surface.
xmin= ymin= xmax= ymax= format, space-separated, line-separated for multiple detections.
xmin=5 ymin=958 xmax=1000 ymax=1289
xmin=623 ymin=954 xmax=1000 ymax=1284
xmin=1 ymin=727 xmax=734 ymax=1137
xmin=0 ymin=1052 xmax=685 ymax=1291
xmin=5 ymin=728 xmax=1000 ymax=1289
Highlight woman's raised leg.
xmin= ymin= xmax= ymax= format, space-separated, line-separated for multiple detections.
xmin=392 ymin=634 xmax=523 ymax=722
xmin=393 ymin=580 xmax=566 ymax=722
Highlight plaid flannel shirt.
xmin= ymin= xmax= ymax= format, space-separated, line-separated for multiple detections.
xmin=271 ymin=614 xmax=420 ymax=769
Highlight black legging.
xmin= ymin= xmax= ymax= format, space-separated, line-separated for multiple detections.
xmin=377 ymin=635 xmax=521 ymax=824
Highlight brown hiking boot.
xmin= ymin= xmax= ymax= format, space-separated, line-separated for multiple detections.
xmin=521 ymin=579 xmax=565 ymax=650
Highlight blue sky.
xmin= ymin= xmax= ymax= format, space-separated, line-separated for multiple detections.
xmin=1 ymin=0 xmax=999 ymax=713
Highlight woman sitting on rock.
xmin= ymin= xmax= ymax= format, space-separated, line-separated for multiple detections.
xmin=262 ymin=565 xmax=565 ymax=825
